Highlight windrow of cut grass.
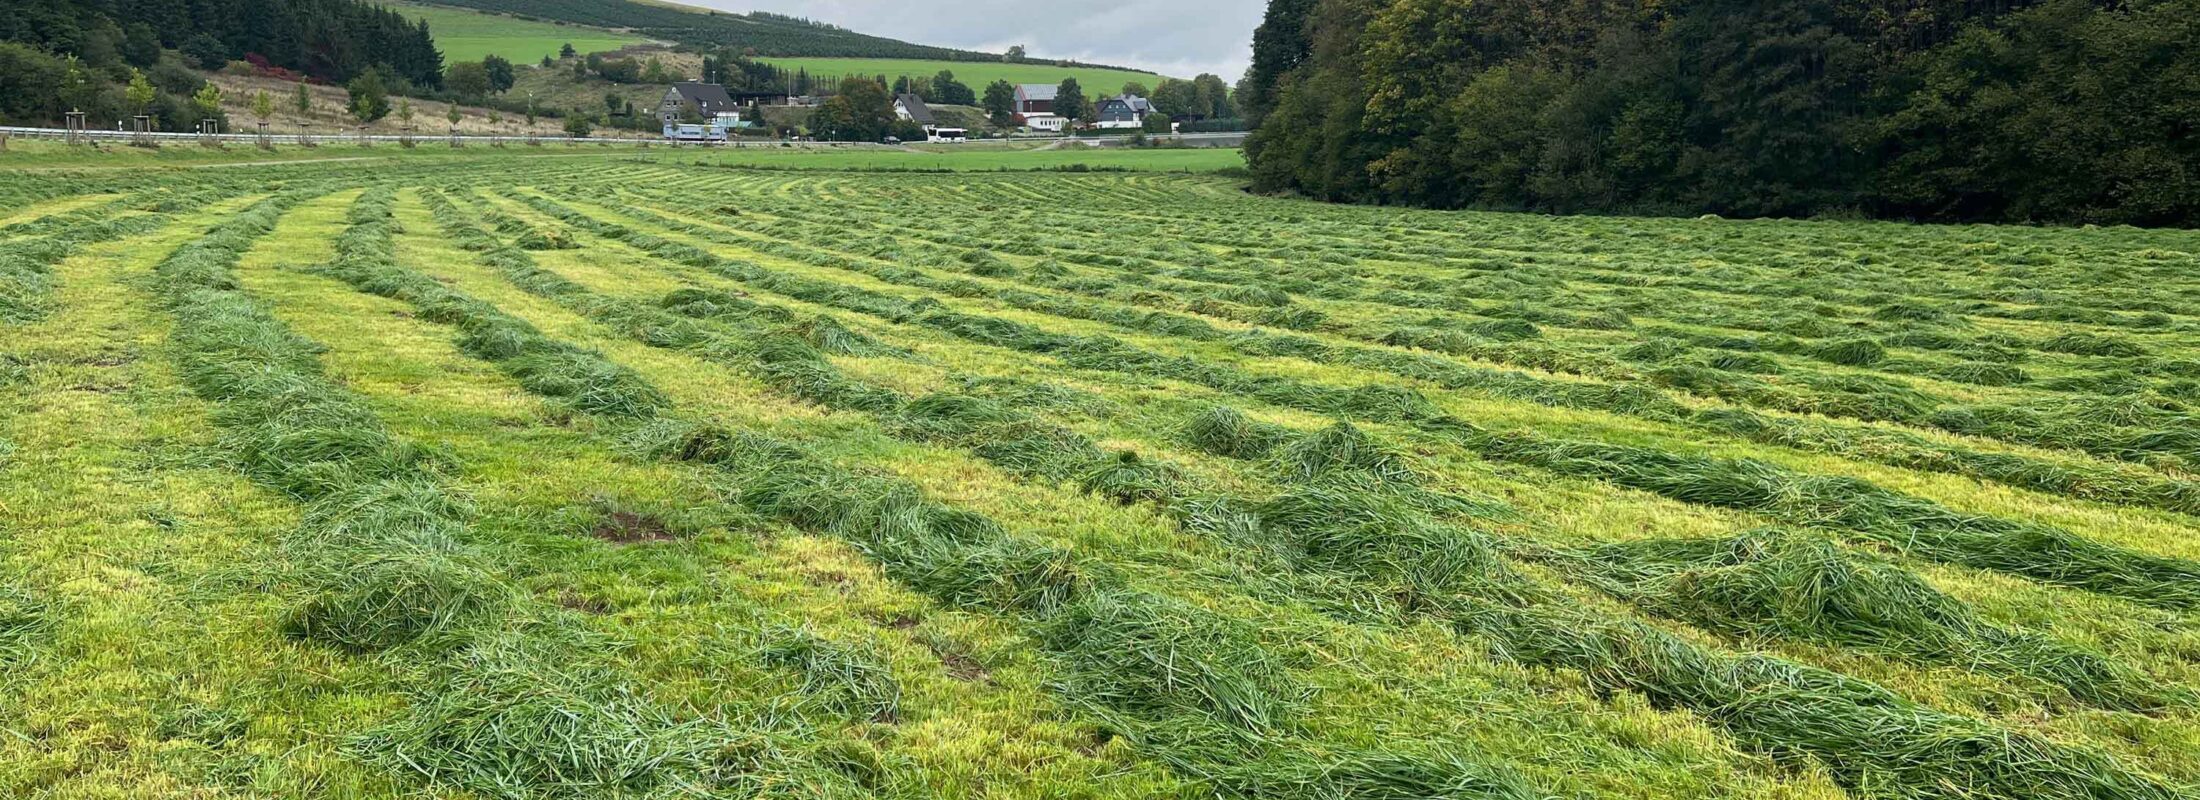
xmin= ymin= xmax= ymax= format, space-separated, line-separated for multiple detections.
xmin=149 ymin=189 xmax=836 ymax=799
xmin=1541 ymin=528 xmax=2177 ymax=711
xmin=1 ymin=188 xmax=234 ymax=322
xmin=455 ymin=186 xmax=2192 ymax=797
xmin=584 ymin=189 xmax=2200 ymax=517
xmin=313 ymin=189 xmax=668 ymax=420
xmin=653 ymin=176 xmax=2198 ymax=370
xmin=1188 ymin=424 xmax=2183 ymax=799
xmin=510 ymin=196 xmax=2197 ymax=616
xmin=257 ymin=188 xmax=1199 ymax=798
xmin=642 ymin=423 xmax=1546 ymax=799
xmin=0 ymin=194 xmax=133 ymax=238
xmin=402 ymin=184 xmax=1564 ymax=800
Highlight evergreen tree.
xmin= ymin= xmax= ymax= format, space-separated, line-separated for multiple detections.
xmin=482 ymin=55 xmax=515 ymax=92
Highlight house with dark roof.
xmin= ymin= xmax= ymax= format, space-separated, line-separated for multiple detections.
xmin=893 ymin=94 xmax=935 ymax=125
xmin=1095 ymin=93 xmax=1157 ymax=129
xmin=1012 ymin=84 xmax=1065 ymax=132
xmin=659 ymin=81 xmax=737 ymax=124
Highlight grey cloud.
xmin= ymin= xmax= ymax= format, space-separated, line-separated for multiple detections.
xmin=679 ymin=0 xmax=1264 ymax=79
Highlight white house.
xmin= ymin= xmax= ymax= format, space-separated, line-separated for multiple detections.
xmin=659 ymin=81 xmax=737 ymax=125
xmin=893 ymin=93 xmax=935 ymax=125
xmin=1094 ymin=94 xmax=1157 ymax=129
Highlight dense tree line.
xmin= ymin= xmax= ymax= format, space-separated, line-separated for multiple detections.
xmin=1 ymin=0 xmax=441 ymax=88
xmin=1243 ymin=0 xmax=2200 ymax=225
xmin=702 ymin=51 xmax=800 ymax=94
xmin=0 ymin=0 xmax=441 ymax=129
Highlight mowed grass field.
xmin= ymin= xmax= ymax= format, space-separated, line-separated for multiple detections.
xmin=756 ymin=57 xmax=1166 ymax=93
xmin=2 ymin=145 xmax=2199 ymax=799
xmin=394 ymin=2 xmax=650 ymax=65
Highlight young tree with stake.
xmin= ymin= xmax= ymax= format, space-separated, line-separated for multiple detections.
xmin=125 ymin=69 xmax=156 ymax=134
xmin=251 ymin=89 xmax=274 ymax=147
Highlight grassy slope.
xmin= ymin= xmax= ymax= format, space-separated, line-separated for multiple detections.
xmin=394 ymin=2 xmax=650 ymax=65
xmin=393 ymin=0 xmax=1163 ymax=88
xmin=203 ymin=71 xmax=568 ymax=135
xmin=759 ymin=57 xmax=1164 ymax=91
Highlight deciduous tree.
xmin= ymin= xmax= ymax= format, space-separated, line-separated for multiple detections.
xmin=981 ymin=79 xmax=1015 ymax=127
xmin=1052 ymin=78 xmax=1089 ymax=124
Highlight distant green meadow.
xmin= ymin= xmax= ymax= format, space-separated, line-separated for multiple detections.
xmin=758 ymin=57 xmax=1166 ymax=93
xmin=396 ymin=2 xmax=650 ymax=66
xmin=690 ymin=145 xmax=1242 ymax=172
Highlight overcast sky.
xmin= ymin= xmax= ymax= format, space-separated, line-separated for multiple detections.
xmin=680 ymin=0 xmax=1265 ymax=80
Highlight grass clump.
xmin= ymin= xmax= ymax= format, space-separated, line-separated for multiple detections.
xmin=788 ymin=315 xmax=886 ymax=357
xmin=282 ymin=537 xmax=505 ymax=654
xmin=1182 ymin=405 xmax=1290 ymax=460
xmin=756 ymin=625 xmax=903 ymax=723
xmin=1811 ymin=337 xmax=1888 ymax=366
xmin=2042 ymin=332 xmax=2147 ymax=357
xmin=1251 ymin=477 xmax=1528 ymax=613
xmin=1563 ymin=530 xmax=2175 ymax=711
xmin=513 ymin=227 xmax=578 ymax=250
xmin=1078 ymin=451 xmax=1185 ymax=506
xmin=1043 ymin=589 xmax=1302 ymax=737
xmin=354 ymin=632 xmax=777 ymax=799
xmin=1272 ymin=422 xmax=1420 ymax=486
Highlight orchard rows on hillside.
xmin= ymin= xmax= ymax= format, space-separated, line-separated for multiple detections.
xmin=3 ymin=157 xmax=2199 ymax=799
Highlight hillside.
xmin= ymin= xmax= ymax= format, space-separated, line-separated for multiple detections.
xmin=407 ymin=0 xmax=1149 ymax=71
xmin=395 ymin=2 xmax=649 ymax=64
xmin=756 ymin=57 xmax=1160 ymax=94
xmin=201 ymin=71 xmax=567 ymax=135
xmin=503 ymin=45 xmax=1162 ymax=135
xmin=409 ymin=0 xmax=1003 ymax=61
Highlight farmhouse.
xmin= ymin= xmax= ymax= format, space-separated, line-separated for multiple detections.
xmin=1094 ymin=93 xmax=1156 ymax=129
xmin=659 ymin=81 xmax=736 ymax=124
xmin=1012 ymin=83 xmax=1066 ymax=132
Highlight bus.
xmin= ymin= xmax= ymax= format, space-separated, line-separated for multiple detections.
xmin=926 ymin=127 xmax=967 ymax=143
